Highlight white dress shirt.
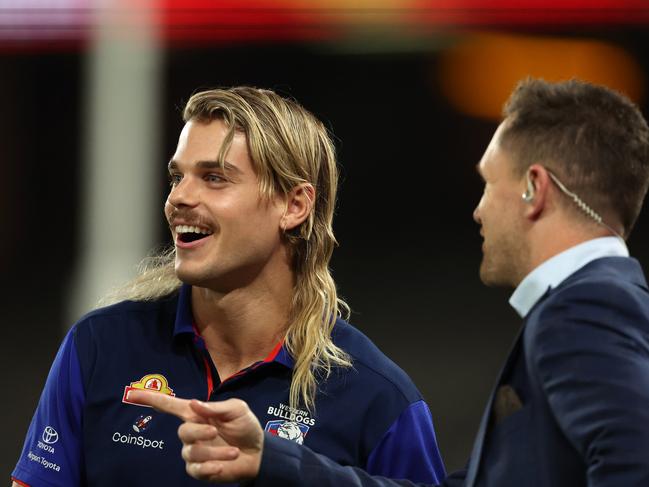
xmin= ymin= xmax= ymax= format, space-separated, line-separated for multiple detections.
xmin=509 ymin=237 xmax=629 ymax=318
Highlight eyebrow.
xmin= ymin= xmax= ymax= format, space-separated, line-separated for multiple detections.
xmin=167 ymin=159 xmax=242 ymax=175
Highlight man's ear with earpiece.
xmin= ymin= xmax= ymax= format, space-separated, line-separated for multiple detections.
xmin=521 ymin=165 xmax=551 ymax=220
xmin=522 ymin=173 xmax=536 ymax=203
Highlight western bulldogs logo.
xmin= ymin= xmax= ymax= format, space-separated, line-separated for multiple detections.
xmin=265 ymin=420 xmax=309 ymax=444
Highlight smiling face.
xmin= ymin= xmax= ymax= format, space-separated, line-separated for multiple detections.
xmin=164 ymin=118 xmax=287 ymax=292
xmin=473 ymin=123 xmax=529 ymax=288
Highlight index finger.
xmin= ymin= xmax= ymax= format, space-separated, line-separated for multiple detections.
xmin=127 ymin=390 xmax=199 ymax=421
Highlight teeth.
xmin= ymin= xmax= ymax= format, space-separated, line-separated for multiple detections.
xmin=174 ymin=225 xmax=212 ymax=235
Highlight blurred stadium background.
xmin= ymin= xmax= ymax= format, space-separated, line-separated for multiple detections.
xmin=2 ymin=0 xmax=649 ymax=479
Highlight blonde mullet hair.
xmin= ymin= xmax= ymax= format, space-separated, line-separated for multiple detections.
xmin=104 ymin=87 xmax=351 ymax=412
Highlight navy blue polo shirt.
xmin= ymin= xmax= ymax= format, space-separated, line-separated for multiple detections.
xmin=13 ymin=285 xmax=445 ymax=486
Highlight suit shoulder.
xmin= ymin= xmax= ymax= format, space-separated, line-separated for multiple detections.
xmin=537 ymin=273 xmax=649 ymax=322
xmin=525 ymin=273 xmax=649 ymax=366
xmin=552 ymin=258 xmax=649 ymax=306
xmin=332 ymin=319 xmax=423 ymax=403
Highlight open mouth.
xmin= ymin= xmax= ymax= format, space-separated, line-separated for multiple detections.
xmin=175 ymin=225 xmax=213 ymax=244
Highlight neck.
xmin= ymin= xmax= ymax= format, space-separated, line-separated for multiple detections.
xmin=190 ymin=262 xmax=294 ymax=379
xmin=525 ymin=220 xmax=613 ymax=279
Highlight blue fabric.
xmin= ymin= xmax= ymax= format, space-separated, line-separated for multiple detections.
xmin=258 ymin=433 xmax=464 ymax=487
xmin=366 ymin=401 xmax=445 ymax=483
xmin=467 ymin=257 xmax=649 ymax=487
xmin=255 ymin=256 xmax=649 ymax=487
xmin=13 ymin=287 xmax=444 ymax=486
xmin=12 ymin=331 xmax=85 ymax=487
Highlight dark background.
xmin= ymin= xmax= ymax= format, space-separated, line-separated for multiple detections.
xmin=3 ymin=27 xmax=649 ymax=481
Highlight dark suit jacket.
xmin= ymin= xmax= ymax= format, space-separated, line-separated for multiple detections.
xmin=255 ymin=257 xmax=649 ymax=487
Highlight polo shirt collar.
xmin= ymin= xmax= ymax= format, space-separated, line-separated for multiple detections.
xmin=173 ymin=283 xmax=194 ymax=336
xmin=173 ymin=283 xmax=294 ymax=368
xmin=509 ymin=236 xmax=629 ymax=318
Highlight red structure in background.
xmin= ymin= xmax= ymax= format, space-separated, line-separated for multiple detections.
xmin=1 ymin=0 xmax=649 ymax=51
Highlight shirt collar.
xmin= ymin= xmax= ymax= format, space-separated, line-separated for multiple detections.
xmin=173 ymin=283 xmax=294 ymax=368
xmin=173 ymin=283 xmax=195 ymax=336
xmin=509 ymin=236 xmax=629 ymax=318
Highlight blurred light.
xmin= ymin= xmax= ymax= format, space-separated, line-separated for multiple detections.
xmin=67 ymin=0 xmax=162 ymax=321
xmin=0 ymin=0 xmax=91 ymax=42
xmin=439 ymin=33 xmax=645 ymax=120
xmin=2 ymin=0 xmax=649 ymax=50
xmin=406 ymin=0 xmax=649 ymax=27
xmin=161 ymin=0 xmax=338 ymax=44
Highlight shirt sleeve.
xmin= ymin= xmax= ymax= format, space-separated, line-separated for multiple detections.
xmin=257 ymin=433 xmax=463 ymax=487
xmin=365 ymin=400 xmax=446 ymax=484
xmin=12 ymin=328 xmax=86 ymax=487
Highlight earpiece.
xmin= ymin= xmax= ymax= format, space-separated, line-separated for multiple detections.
xmin=518 ymin=166 xmax=623 ymax=240
xmin=522 ymin=174 xmax=535 ymax=202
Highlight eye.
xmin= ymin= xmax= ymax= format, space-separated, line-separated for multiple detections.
xmin=205 ymin=173 xmax=227 ymax=184
xmin=168 ymin=173 xmax=182 ymax=187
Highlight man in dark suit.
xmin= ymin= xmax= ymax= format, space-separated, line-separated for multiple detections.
xmin=129 ymin=78 xmax=649 ymax=486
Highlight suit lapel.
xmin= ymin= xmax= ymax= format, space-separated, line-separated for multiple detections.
xmin=464 ymin=325 xmax=525 ymax=487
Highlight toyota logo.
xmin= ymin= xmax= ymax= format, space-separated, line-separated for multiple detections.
xmin=42 ymin=426 xmax=59 ymax=445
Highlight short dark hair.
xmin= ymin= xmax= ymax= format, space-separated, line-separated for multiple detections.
xmin=501 ymin=78 xmax=649 ymax=237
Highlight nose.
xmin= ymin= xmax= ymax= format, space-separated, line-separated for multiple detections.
xmin=166 ymin=176 xmax=199 ymax=209
xmin=473 ymin=199 xmax=482 ymax=224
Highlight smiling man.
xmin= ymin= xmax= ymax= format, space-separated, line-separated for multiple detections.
xmin=133 ymin=79 xmax=649 ymax=487
xmin=11 ymin=87 xmax=445 ymax=487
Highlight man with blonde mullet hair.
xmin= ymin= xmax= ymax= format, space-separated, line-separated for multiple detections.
xmin=12 ymin=86 xmax=445 ymax=487
xmin=133 ymin=79 xmax=649 ymax=487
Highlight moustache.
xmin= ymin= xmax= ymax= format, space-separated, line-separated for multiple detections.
xmin=166 ymin=209 xmax=215 ymax=230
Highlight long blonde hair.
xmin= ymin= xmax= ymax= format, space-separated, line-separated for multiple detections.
xmin=104 ymin=87 xmax=352 ymax=411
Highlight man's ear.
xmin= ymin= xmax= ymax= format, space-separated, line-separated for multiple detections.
xmin=280 ymin=183 xmax=315 ymax=231
xmin=522 ymin=164 xmax=551 ymax=220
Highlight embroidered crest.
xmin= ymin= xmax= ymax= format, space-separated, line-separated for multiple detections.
xmin=265 ymin=420 xmax=309 ymax=444
xmin=122 ymin=374 xmax=175 ymax=406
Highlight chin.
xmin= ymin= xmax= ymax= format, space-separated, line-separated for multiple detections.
xmin=479 ymin=272 xmax=497 ymax=287
xmin=480 ymin=264 xmax=518 ymax=288
xmin=174 ymin=263 xmax=240 ymax=293
xmin=174 ymin=262 xmax=210 ymax=286
xmin=479 ymin=262 xmax=504 ymax=288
